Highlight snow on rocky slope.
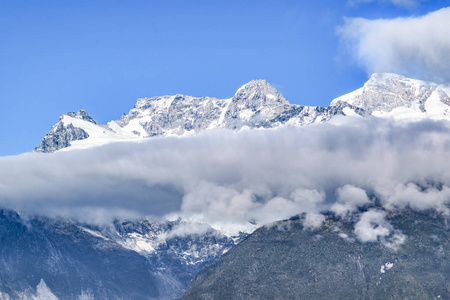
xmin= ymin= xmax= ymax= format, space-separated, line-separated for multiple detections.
xmin=33 ymin=80 xmax=352 ymax=152
xmin=330 ymin=73 xmax=450 ymax=120
xmin=35 ymin=74 xmax=450 ymax=153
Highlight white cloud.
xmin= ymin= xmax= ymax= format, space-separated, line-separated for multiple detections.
xmin=354 ymin=210 xmax=407 ymax=248
xmin=303 ymin=213 xmax=326 ymax=229
xmin=354 ymin=210 xmax=392 ymax=242
xmin=383 ymin=232 xmax=407 ymax=250
xmin=378 ymin=182 xmax=450 ymax=213
xmin=1 ymin=117 xmax=450 ymax=234
xmin=331 ymin=185 xmax=370 ymax=217
xmin=338 ymin=7 xmax=450 ymax=84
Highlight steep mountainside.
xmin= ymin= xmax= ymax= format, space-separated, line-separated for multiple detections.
xmin=182 ymin=210 xmax=450 ymax=300
xmin=0 ymin=209 xmax=242 ymax=300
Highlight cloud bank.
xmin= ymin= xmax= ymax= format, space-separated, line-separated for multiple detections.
xmin=338 ymin=7 xmax=450 ymax=84
xmin=1 ymin=116 xmax=450 ymax=236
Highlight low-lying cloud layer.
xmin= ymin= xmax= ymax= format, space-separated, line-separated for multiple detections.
xmin=338 ymin=7 xmax=450 ymax=84
xmin=1 ymin=116 xmax=450 ymax=237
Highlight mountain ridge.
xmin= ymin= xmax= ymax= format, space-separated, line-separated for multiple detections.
xmin=35 ymin=73 xmax=450 ymax=153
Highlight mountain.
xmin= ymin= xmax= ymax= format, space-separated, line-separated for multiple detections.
xmin=33 ymin=80 xmax=353 ymax=153
xmin=23 ymin=73 xmax=450 ymax=299
xmin=0 ymin=209 xmax=242 ymax=299
xmin=331 ymin=73 xmax=450 ymax=118
xmin=34 ymin=109 xmax=137 ymax=153
xmin=35 ymin=74 xmax=450 ymax=153
xmin=182 ymin=209 xmax=450 ymax=300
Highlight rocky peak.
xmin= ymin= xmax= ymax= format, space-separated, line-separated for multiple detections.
xmin=364 ymin=73 xmax=435 ymax=96
xmin=330 ymin=73 xmax=450 ymax=113
xmin=63 ymin=108 xmax=98 ymax=124
xmin=35 ymin=109 xmax=95 ymax=153
xmin=231 ymin=79 xmax=289 ymax=110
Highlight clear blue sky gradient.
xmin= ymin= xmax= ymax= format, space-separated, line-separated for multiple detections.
xmin=0 ymin=0 xmax=448 ymax=155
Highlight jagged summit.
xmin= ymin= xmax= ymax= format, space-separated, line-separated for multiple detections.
xmin=35 ymin=74 xmax=450 ymax=153
xmin=35 ymin=108 xmax=116 ymax=153
xmin=331 ymin=72 xmax=450 ymax=115
xmin=221 ymin=79 xmax=292 ymax=129
xmin=234 ymin=79 xmax=277 ymax=94
xmin=64 ymin=108 xmax=98 ymax=124
xmin=232 ymin=79 xmax=288 ymax=107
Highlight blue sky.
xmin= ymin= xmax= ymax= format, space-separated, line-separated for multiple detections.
xmin=1 ymin=0 xmax=449 ymax=156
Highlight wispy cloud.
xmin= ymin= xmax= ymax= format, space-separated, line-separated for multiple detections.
xmin=348 ymin=0 xmax=427 ymax=9
xmin=338 ymin=7 xmax=450 ymax=84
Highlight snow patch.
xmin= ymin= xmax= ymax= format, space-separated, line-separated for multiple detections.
xmin=266 ymin=93 xmax=276 ymax=100
xmin=78 ymin=226 xmax=110 ymax=241
xmin=217 ymin=98 xmax=232 ymax=126
xmin=77 ymin=290 xmax=94 ymax=300
xmin=59 ymin=115 xmax=141 ymax=151
xmin=330 ymin=87 xmax=364 ymax=107
xmin=342 ymin=107 xmax=359 ymax=116
xmin=338 ymin=232 xmax=355 ymax=242
xmin=0 ymin=291 xmax=12 ymax=300
xmin=118 ymin=232 xmax=156 ymax=254
xmin=34 ymin=279 xmax=58 ymax=300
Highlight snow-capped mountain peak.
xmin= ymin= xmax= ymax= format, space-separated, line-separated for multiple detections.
xmin=330 ymin=73 xmax=450 ymax=118
xmin=232 ymin=79 xmax=288 ymax=108
xmin=64 ymin=108 xmax=98 ymax=124
xmin=35 ymin=74 xmax=450 ymax=153
xmin=35 ymin=109 xmax=138 ymax=153
xmin=222 ymin=79 xmax=292 ymax=129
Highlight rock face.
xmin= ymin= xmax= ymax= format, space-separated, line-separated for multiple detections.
xmin=0 ymin=209 xmax=241 ymax=300
xmin=182 ymin=210 xmax=450 ymax=300
xmin=35 ymin=109 xmax=93 ymax=153
xmin=35 ymin=120 xmax=89 ymax=153
xmin=116 ymin=95 xmax=228 ymax=137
